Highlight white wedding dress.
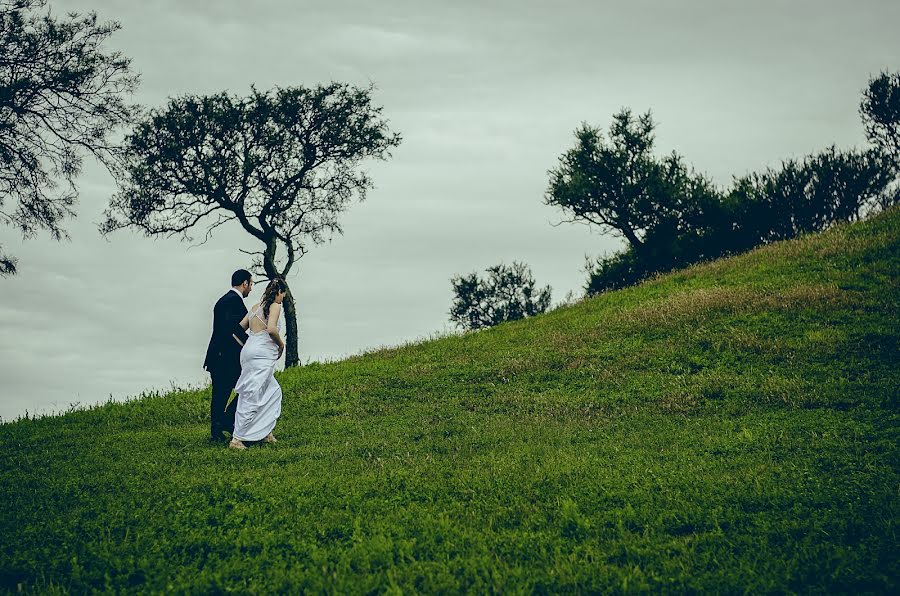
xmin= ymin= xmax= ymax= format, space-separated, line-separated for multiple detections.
xmin=232 ymin=304 xmax=283 ymax=441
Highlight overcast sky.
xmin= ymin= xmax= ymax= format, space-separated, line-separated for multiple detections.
xmin=1 ymin=0 xmax=897 ymax=421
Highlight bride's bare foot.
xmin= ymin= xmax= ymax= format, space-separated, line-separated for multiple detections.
xmin=229 ymin=438 xmax=246 ymax=450
xmin=264 ymin=432 xmax=277 ymax=443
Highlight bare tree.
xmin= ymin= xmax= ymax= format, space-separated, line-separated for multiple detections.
xmin=101 ymin=83 xmax=401 ymax=367
xmin=0 ymin=0 xmax=138 ymax=276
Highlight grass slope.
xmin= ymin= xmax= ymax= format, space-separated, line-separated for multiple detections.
xmin=1 ymin=208 xmax=898 ymax=594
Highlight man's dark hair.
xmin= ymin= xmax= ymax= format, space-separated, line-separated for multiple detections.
xmin=231 ymin=269 xmax=252 ymax=287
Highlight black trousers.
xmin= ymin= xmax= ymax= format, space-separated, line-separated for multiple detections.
xmin=210 ymin=365 xmax=241 ymax=438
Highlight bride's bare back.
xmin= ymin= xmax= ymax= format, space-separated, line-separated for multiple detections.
xmin=248 ymin=303 xmax=269 ymax=333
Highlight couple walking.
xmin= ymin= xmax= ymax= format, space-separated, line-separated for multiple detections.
xmin=203 ymin=269 xmax=287 ymax=450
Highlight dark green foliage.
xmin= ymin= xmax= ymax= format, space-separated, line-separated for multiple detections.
xmin=730 ymin=146 xmax=897 ymax=247
xmin=2 ymin=207 xmax=898 ymax=593
xmin=545 ymin=109 xmax=720 ymax=251
xmin=584 ymin=250 xmax=647 ymax=294
xmin=578 ymin=120 xmax=896 ymax=295
xmin=449 ymin=261 xmax=551 ymax=330
xmin=0 ymin=0 xmax=138 ymax=277
xmin=861 ymin=70 xmax=900 ymax=169
xmin=101 ymin=83 xmax=402 ymax=367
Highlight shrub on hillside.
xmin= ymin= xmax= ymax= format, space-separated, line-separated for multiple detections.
xmin=729 ymin=146 xmax=896 ymax=246
xmin=585 ymin=146 xmax=895 ymax=295
xmin=450 ymin=262 xmax=551 ymax=330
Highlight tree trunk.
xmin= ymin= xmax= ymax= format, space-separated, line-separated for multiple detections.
xmin=262 ymin=239 xmax=300 ymax=368
xmin=282 ymin=283 xmax=300 ymax=368
xmin=620 ymin=224 xmax=643 ymax=249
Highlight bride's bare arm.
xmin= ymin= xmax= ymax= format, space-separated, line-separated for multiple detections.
xmin=231 ymin=313 xmax=250 ymax=346
xmin=267 ymin=303 xmax=286 ymax=352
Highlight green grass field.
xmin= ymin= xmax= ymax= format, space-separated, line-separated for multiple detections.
xmin=2 ymin=207 xmax=898 ymax=594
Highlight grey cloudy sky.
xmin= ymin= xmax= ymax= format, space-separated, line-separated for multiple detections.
xmin=1 ymin=0 xmax=897 ymax=420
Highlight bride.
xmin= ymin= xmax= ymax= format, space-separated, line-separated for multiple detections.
xmin=229 ymin=278 xmax=287 ymax=450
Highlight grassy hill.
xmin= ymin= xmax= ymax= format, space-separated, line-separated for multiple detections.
xmin=2 ymin=207 xmax=898 ymax=594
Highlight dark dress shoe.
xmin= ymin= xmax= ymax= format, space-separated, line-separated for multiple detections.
xmin=209 ymin=429 xmax=230 ymax=443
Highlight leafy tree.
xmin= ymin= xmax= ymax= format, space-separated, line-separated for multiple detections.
xmin=450 ymin=261 xmax=551 ymax=331
xmin=0 ymin=0 xmax=138 ymax=276
xmin=545 ymin=108 xmax=720 ymax=252
xmin=548 ymin=108 xmax=726 ymax=296
xmin=545 ymin=109 xmax=657 ymax=248
xmin=102 ymin=83 xmax=401 ymax=367
xmin=861 ymin=70 xmax=900 ymax=168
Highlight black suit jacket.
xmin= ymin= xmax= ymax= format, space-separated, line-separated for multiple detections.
xmin=203 ymin=290 xmax=249 ymax=373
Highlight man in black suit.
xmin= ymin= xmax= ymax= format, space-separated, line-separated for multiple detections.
xmin=204 ymin=269 xmax=253 ymax=441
